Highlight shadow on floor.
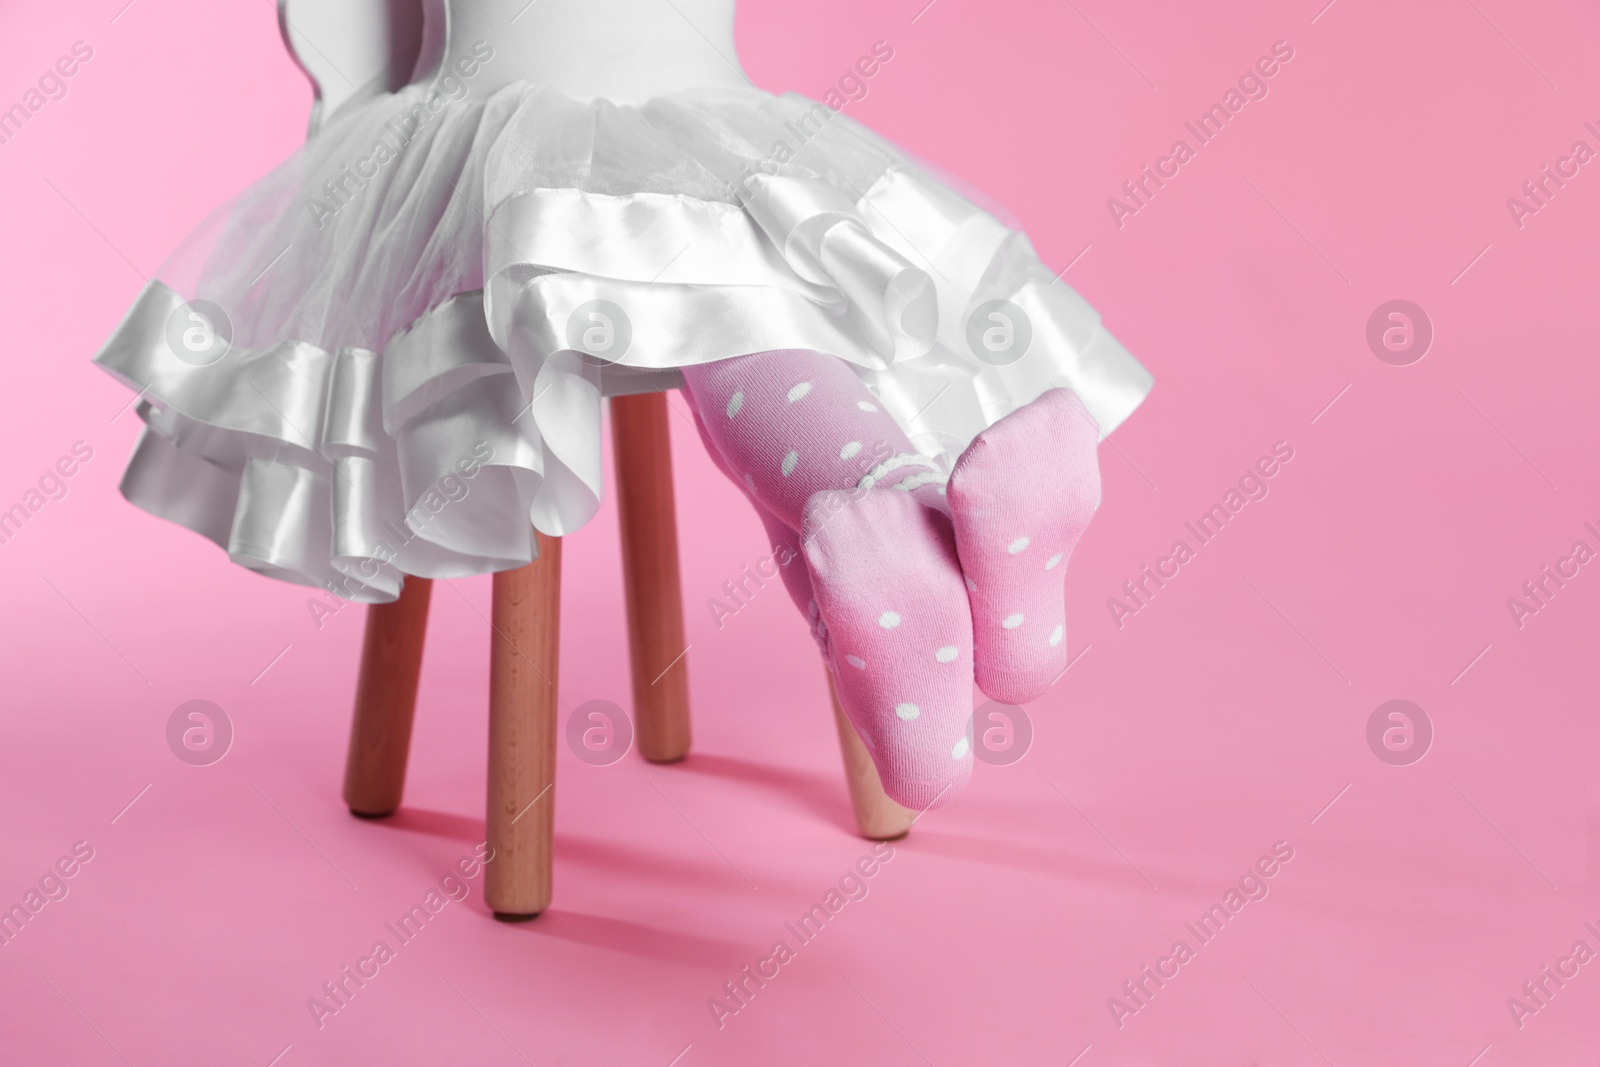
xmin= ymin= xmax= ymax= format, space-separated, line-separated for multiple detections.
xmin=503 ymin=908 xmax=750 ymax=971
xmin=672 ymin=751 xmax=857 ymax=836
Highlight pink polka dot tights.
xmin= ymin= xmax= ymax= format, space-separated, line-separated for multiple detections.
xmin=682 ymin=349 xmax=1100 ymax=810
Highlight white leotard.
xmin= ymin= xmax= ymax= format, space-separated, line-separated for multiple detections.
xmin=419 ymin=0 xmax=748 ymax=103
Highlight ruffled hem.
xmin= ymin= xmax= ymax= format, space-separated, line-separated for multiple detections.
xmin=93 ymin=80 xmax=1152 ymax=602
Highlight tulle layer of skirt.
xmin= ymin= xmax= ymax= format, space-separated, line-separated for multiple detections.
xmin=94 ymin=79 xmax=1152 ymax=602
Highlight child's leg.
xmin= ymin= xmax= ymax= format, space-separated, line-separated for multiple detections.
xmin=682 ymin=350 xmax=973 ymax=808
xmin=683 ymin=349 xmax=951 ymax=526
xmin=947 ymin=388 xmax=1102 ymax=704
xmin=686 ymin=398 xmax=822 ymax=651
xmin=801 ymin=487 xmax=976 ymax=811
xmin=681 ymin=353 xmax=1103 ymax=802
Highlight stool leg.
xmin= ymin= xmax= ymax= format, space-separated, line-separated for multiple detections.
xmin=611 ymin=392 xmax=692 ymax=763
xmin=343 ymin=578 xmax=433 ymax=818
xmin=486 ymin=533 xmax=562 ymax=920
xmin=828 ymin=670 xmax=915 ymax=841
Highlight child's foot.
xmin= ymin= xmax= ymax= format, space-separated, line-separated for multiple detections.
xmin=947 ymin=388 xmax=1101 ymax=705
xmin=802 ymin=488 xmax=974 ymax=810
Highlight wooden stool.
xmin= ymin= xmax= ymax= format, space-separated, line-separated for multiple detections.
xmin=340 ymin=393 xmax=914 ymax=919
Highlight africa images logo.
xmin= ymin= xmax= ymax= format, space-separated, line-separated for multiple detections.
xmin=1106 ymin=40 xmax=1296 ymax=229
xmin=0 ymin=40 xmax=94 ymax=149
xmin=306 ymin=41 xmax=496 ymax=230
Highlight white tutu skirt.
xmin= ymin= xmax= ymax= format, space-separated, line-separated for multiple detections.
xmin=94 ymin=80 xmax=1153 ymax=603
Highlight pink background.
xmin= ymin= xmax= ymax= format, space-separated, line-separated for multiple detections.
xmin=2 ymin=0 xmax=1599 ymax=1063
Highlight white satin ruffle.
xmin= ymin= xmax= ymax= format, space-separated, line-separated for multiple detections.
xmin=94 ymin=80 xmax=1152 ymax=603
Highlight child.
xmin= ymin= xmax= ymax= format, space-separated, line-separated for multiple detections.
xmin=93 ymin=0 xmax=1151 ymax=809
